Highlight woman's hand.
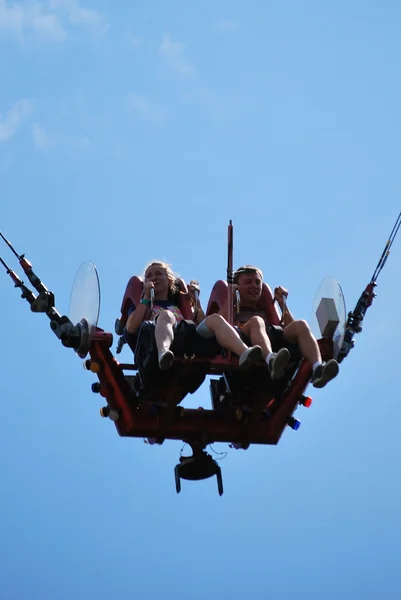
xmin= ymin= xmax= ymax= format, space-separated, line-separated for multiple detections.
xmin=188 ymin=280 xmax=200 ymax=306
xmin=142 ymin=281 xmax=154 ymax=300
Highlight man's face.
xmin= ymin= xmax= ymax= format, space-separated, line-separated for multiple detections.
xmin=145 ymin=265 xmax=169 ymax=296
xmin=236 ymin=272 xmax=262 ymax=307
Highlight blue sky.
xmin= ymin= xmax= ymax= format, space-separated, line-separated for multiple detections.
xmin=1 ymin=1 xmax=401 ymax=598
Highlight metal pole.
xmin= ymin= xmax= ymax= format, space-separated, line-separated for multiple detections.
xmin=227 ymin=220 xmax=234 ymax=327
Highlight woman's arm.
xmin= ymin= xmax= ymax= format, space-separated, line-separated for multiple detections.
xmin=126 ymin=303 xmax=150 ymax=335
xmin=125 ymin=281 xmax=153 ymax=334
xmin=193 ymin=305 xmax=206 ymax=325
xmin=188 ymin=280 xmax=206 ymax=324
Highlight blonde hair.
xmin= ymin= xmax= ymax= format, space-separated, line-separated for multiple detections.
xmin=143 ymin=260 xmax=180 ymax=302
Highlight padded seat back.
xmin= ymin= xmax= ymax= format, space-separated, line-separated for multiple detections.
xmin=206 ymin=280 xmax=282 ymax=326
xmin=119 ymin=276 xmax=143 ymax=328
xmin=118 ymin=275 xmax=194 ymax=327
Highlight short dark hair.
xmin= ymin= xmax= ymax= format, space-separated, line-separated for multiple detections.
xmin=234 ymin=265 xmax=263 ymax=284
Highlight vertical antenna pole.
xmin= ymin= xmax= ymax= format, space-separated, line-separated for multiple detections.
xmin=227 ymin=220 xmax=234 ymax=327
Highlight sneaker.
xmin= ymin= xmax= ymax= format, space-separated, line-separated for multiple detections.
xmin=268 ymin=348 xmax=291 ymax=380
xmin=239 ymin=345 xmax=263 ymax=368
xmin=158 ymin=350 xmax=175 ymax=370
xmin=312 ymin=359 xmax=339 ymax=388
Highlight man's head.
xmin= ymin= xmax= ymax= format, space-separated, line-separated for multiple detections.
xmin=234 ymin=265 xmax=263 ymax=308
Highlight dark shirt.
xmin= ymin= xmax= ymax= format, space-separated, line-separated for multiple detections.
xmin=128 ymin=300 xmax=184 ymax=322
xmin=236 ymin=306 xmax=269 ymax=328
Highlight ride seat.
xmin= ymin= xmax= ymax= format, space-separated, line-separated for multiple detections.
xmin=206 ymin=279 xmax=282 ymax=326
xmin=117 ymin=275 xmax=194 ymax=331
xmin=116 ymin=276 xmax=219 ymax=389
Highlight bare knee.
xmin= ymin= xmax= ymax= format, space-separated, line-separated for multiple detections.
xmin=156 ymin=310 xmax=176 ymax=326
xmin=248 ymin=316 xmax=266 ymax=329
xmin=285 ymin=319 xmax=311 ymax=340
xmin=205 ymin=313 xmax=225 ymax=329
xmin=295 ymin=319 xmax=311 ymax=335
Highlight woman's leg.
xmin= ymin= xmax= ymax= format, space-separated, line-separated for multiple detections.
xmin=155 ymin=310 xmax=176 ymax=369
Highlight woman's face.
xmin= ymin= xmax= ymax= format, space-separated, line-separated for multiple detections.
xmin=144 ymin=265 xmax=170 ymax=296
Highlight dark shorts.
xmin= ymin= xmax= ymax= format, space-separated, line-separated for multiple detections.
xmin=236 ymin=324 xmax=303 ymax=363
xmin=125 ymin=319 xmax=221 ymax=358
xmin=124 ymin=319 xmax=186 ymax=354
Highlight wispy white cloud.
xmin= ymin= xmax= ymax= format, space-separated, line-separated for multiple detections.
xmin=32 ymin=122 xmax=52 ymax=149
xmin=126 ymin=93 xmax=163 ymax=122
xmin=0 ymin=0 xmax=106 ymax=41
xmin=70 ymin=135 xmax=91 ymax=150
xmin=196 ymin=87 xmax=230 ymax=120
xmin=32 ymin=9 xmax=66 ymax=40
xmin=0 ymin=0 xmax=66 ymax=41
xmin=216 ymin=19 xmax=237 ymax=31
xmin=32 ymin=121 xmax=91 ymax=151
xmin=124 ymin=30 xmax=141 ymax=48
xmin=0 ymin=0 xmax=24 ymax=35
xmin=49 ymin=0 xmax=107 ymax=34
xmin=159 ymin=34 xmax=194 ymax=76
xmin=0 ymin=99 xmax=34 ymax=142
xmin=158 ymin=33 xmax=229 ymax=120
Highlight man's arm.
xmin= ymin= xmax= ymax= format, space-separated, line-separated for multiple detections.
xmin=274 ymin=285 xmax=295 ymax=326
xmin=282 ymin=308 xmax=295 ymax=326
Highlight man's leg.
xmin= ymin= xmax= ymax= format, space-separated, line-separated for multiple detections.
xmin=198 ymin=314 xmax=262 ymax=368
xmin=283 ymin=320 xmax=339 ymax=387
xmin=283 ymin=320 xmax=321 ymax=364
xmin=241 ymin=317 xmax=272 ymax=358
xmin=242 ymin=317 xmax=290 ymax=379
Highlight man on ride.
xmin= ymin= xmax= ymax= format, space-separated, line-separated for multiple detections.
xmin=221 ymin=265 xmax=339 ymax=388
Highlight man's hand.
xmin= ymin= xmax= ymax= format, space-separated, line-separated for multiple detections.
xmin=230 ymin=283 xmax=239 ymax=297
xmin=274 ymin=285 xmax=288 ymax=309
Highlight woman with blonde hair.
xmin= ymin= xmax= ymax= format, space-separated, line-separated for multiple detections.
xmin=125 ymin=260 xmax=263 ymax=370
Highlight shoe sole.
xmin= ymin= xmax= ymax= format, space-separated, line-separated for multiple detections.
xmin=312 ymin=360 xmax=339 ymax=388
xmin=239 ymin=346 xmax=263 ymax=369
xmin=159 ymin=351 xmax=174 ymax=371
xmin=269 ymin=348 xmax=291 ymax=379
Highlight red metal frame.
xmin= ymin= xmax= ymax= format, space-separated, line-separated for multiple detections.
xmin=87 ymin=277 xmax=334 ymax=448
xmin=206 ymin=279 xmax=282 ymax=326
